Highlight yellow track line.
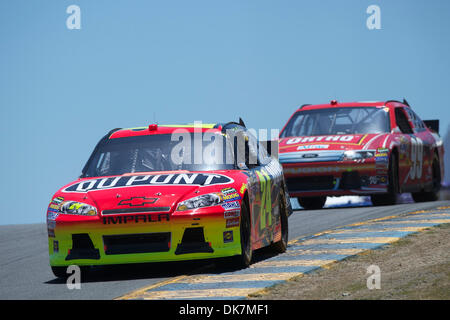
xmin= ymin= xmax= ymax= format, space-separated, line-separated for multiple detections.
xmin=115 ymin=205 xmax=449 ymax=300
xmin=115 ymin=274 xmax=191 ymax=300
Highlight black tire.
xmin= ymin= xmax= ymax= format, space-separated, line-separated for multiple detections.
xmin=228 ymin=200 xmax=252 ymax=269
xmin=297 ymin=196 xmax=326 ymax=210
xmin=51 ymin=266 xmax=68 ymax=279
xmin=412 ymin=153 xmax=441 ymax=202
xmin=371 ymin=152 xmax=399 ymax=206
xmin=271 ymin=189 xmax=289 ymax=253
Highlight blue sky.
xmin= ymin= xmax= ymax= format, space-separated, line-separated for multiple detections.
xmin=1 ymin=0 xmax=449 ymax=225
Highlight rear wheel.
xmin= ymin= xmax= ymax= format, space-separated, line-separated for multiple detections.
xmin=412 ymin=153 xmax=441 ymax=202
xmin=271 ymin=189 xmax=289 ymax=253
xmin=371 ymin=152 xmax=399 ymax=206
xmin=297 ymin=196 xmax=326 ymax=210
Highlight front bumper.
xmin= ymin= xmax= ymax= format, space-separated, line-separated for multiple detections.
xmin=281 ymin=159 xmax=389 ymax=197
xmin=48 ymin=210 xmax=241 ymax=267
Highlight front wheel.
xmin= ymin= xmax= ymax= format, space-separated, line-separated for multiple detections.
xmin=371 ymin=152 xmax=399 ymax=206
xmin=225 ymin=200 xmax=252 ymax=269
xmin=297 ymin=196 xmax=326 ymax=210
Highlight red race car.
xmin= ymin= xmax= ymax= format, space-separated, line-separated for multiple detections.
xmin=47 ymin=122 xmax=291 ymax=277
xmin=279 ymin=100 xmax=444 ymax=209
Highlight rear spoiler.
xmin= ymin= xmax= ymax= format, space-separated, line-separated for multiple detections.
xmin=424 ymin=120 xmax=439 ymax=134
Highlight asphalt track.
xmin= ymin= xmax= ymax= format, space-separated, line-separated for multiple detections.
xmin=1 ymin=200 xmax=449 ymax=300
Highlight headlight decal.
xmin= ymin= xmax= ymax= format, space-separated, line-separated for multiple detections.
xmin=177 ymin=187 xmax=242 ymax=211
xmin=60 ymin=201 xmax=97 ymax=216
xmin=342 ymin=150 xmax=375 ymax=160
xmin=177 ymin=193 xmax=222 ymax=211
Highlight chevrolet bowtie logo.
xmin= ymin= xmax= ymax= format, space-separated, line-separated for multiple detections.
xmin=118 ymin=197 xmax=158 ymax=207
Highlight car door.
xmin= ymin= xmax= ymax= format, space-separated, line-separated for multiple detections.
xmin=393 ymin=107 xmax=415 ymax=191
xmin=405 ymin=109 xmax=435 ymax=189
xmin=243 ymin=130 xmax=277 ymax=249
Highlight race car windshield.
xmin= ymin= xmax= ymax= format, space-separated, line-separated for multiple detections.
xmin=280 ymin=107 xmax=390 ymax=137
xmin=82 ymin=133 xmax=236 ymax=178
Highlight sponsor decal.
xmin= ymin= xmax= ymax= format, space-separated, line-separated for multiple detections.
xmin=226 ymin=218 xmax=240 ymax=228
xmin=47 ymin=210 xmax=59 ymax=221
xmin=379 ymin=176 xmax=388 ymax=184
xmin=376 ymin=152 xmax=388 ymax=157
xmin=287 ymin=135 xmax=357 ymax=145
xmin=223 ymin=230 xmax=233 ymax=243
xmin=239 ymin=183 xmax=247 ymax=194
xmin=221 ymin=187 xmax=237 ymax=195
xmin=218 ymin=192 xmax=241 ymax=202
xmin=49 ymin=203 xmax=60 ymax=210
xmin=63 ymin=173 xmax=234 ymax=193
xmin=284 ymin=166 xmax=341 ymax=174
xmin=118 ymin=197 xmax=158 ymax=207
xmin=366 ymin=175 xmax=387 ymax=185
xmin=224 ymin=210 xmax=240 ymax=219
xmin=375 ymin=156 xmax=388 ymax=163
xmin=51 ymin=197 xmax=64 ymax=205
xmin=297 ymin=145 xmax=329 ymax=150
xmin=48 ymin=229 xmax=55 ymax=238
xmin=369 ymin=176 xmax=378 ymax=185
xmin=47 ymin=220 xmax=56 ymax=238
xmin=377 ymin=148 xmax=389 ymax=153
xmin=53 ymin=240 xmax=59 ymax=253
xmin=221 ymin=201 xmax=240 ymax=211
xmin=102 ymin=213 xmax=170 ymax=225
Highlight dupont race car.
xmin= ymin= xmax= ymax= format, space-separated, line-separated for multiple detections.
xmin=279 ymin=100 xmax=444 ymax=210
xmin=47 ymin=122 xmax=292 ymax=278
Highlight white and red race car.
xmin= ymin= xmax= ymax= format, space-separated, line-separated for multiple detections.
xmin=278 ymin=100 xmax=444 ymax=209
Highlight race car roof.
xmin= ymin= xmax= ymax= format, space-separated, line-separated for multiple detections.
xmin=298 ymin=100 xmax=410 ymax=112
xmin=109 ymin=124 xmax=222 ymax=139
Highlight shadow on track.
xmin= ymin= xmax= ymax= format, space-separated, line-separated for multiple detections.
xmin=44 ymin=247 xmax=281 ymax=284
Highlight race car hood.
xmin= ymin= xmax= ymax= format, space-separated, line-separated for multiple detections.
xmin=56 ymin=171 xmax=242 ymax=214
xmin=279 ymin=133 xmax=389 ymax=153
xmin=278 ymin=133 xmax=389 ymax=162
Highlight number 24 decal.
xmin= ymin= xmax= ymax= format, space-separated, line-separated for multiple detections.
xmin=256 ymin=171 xmax=272 ymax=230
xmin=409 ymin=137 xmax=423 ymax=180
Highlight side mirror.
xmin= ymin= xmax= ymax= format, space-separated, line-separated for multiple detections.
xmin=424 ymin=120 xmax=439 ymax=134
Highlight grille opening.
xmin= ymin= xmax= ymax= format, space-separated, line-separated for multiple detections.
xmin=102 ymin=207 xmax=170 ymax=215
xmin=181 ymin=227 xmax=205 ymax=243
xmin=175 ymin=227 xmax=213 ymax=255
xmin=286 ymin=176 xmax=335 ymax=192
xmin=66 ymin=234 xmax=100 ymax=260
xmin=340 ymin=171 xmax=361 ymax=190
xmin=103 ymin=232 xmax=171 ymax=255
